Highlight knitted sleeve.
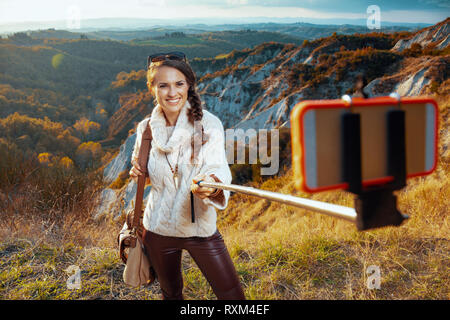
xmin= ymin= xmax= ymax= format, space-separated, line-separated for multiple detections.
xmin=199 ymin=114 xmax=232 ymax=210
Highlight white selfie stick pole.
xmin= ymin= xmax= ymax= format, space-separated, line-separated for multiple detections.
xmin=197 ymin=181 xmax=357 ymax=223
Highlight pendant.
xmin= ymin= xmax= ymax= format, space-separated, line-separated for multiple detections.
xmin=173 ymin=173 xmax=179 ymax=189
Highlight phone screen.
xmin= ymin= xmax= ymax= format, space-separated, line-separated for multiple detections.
xmin=291 ymin=97 xmax=438 ymax=192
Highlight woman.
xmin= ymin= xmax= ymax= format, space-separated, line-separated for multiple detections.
xmin=128 ymin=52 xmax=245 ymax=300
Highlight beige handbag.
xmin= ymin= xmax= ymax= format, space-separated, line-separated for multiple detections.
xmin=117 ymin=119 xmax=155 ymax=287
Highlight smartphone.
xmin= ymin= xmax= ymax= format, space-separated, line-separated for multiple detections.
xmin=290 ymin=96 xmax=438 ymax=193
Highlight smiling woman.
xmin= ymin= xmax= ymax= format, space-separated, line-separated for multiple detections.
xmin=125 ymin=52 xmax=246 ymax=300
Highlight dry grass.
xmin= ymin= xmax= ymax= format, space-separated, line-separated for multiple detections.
xmin=217 ymin=161 xmax=449 ymax=299
xmin=1 ymin=95 xmax=448 ymax=300
xmin=216 ymin=93 xmax=449 ymax=300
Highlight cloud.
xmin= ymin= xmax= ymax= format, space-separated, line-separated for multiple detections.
xmin=166 ymin=0 xmax=450 ymax=12
xmin=143 ymin=0 xmax=448 ymax=23
xmin=247 ymin=0 xmax=449 ymax=12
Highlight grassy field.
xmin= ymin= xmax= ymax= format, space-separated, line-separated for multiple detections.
xmin=0 ymin=96 xmax=448 ymax=300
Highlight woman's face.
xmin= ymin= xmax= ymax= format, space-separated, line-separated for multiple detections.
xmin=149 ymin=66 xmax=189 ymax=120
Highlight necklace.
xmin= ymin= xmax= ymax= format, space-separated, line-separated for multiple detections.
xmin=165 ymin=148 xmax=181 ymax=189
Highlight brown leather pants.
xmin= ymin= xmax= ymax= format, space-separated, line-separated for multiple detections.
xmin=142 ymin=229 xmax=245 ymax=300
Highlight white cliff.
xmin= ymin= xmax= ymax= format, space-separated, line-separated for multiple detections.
xmin=392 ymin=18 xmax=449 ymax=51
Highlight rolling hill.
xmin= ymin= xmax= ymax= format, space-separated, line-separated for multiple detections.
xmin=0 ymin=18 xmax=448 ymax=301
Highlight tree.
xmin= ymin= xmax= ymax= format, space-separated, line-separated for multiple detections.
xmin=75 ymin=141 xmax=102 ymax=169
xmin=59 ymin=156 xmax=74 ymax=170
xmin=403 ymin=42 xmax=423 ymax=57
xmin=94 ymin=103 xmax=108 ymax=126
xmin=73 ymin=117 xmax=101 ymax=141
xmin=8 ymin=32 xmax=33 ymax=43
xmin=38 ymin=152 xmax=53 ymax=167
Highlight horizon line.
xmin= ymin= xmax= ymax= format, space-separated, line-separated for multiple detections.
xmin=0 ymin=15 xmax=442 ymax=25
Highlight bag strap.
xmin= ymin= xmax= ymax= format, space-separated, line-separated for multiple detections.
xmin=131 ymin=118 xmax=197 ymax=227
xmin=132 ymin=119 xmax=152 ymax=230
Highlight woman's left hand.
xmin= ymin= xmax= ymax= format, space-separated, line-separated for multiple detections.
xmin=191 ymin=174 xmax=217 ymax=199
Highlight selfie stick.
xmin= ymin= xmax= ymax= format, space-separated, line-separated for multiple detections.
xmin=197 ymin=180 xmax=357 ymax=223
xmin=198 ymin=92 xmax=411 ymax=229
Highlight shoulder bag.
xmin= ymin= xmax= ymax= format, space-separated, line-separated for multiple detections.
xmin=117 ymin=119 xmax=156 ymax=287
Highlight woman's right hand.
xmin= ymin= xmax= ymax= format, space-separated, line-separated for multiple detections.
xmin=129 ymin=159 xmax=146 ymax=182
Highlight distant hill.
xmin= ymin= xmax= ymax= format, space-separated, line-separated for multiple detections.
xmin=87 ymin=27 xmax=207 ymax=41
xmin=8 ymin=22 xmax=420 ymax=43
xmin=84 ymin=22 xmax=421 ymax=42
xmin=0 ymin=17 xmax=430 ymax=35
xmin=209 ymin=22 xmax=420 ymax=41
xmin=130 ymin=29 xmax=302 ymax=51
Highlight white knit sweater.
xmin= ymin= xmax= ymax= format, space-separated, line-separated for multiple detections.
xmin=130 ymin=101 xmax=232 ymax=237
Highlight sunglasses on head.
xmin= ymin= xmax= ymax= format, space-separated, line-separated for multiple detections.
xmin=147 ymin=52 xmax=187 ymax=69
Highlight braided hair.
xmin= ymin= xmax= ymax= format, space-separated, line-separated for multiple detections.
xmin=187 ymin=85 xmax=203 ymax=123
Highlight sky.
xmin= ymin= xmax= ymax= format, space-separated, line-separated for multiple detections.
xmin=0 ymin=0 xmax=448 ymax=24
